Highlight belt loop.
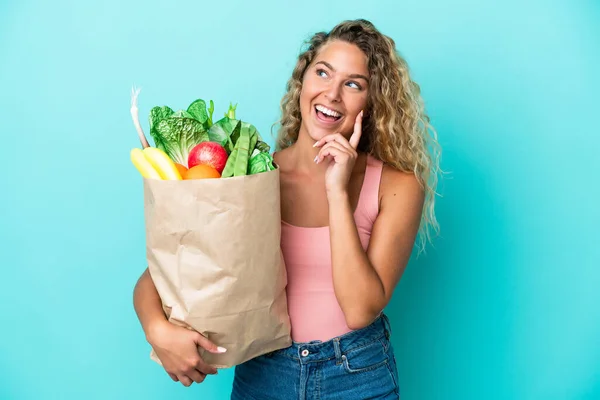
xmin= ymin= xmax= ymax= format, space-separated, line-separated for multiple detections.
xmin=382 ymin=313 xmax=392 ymax=337
xmin=333 ymin=338 xmax=342 ymax=365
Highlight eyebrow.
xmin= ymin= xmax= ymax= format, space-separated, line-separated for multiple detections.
xmin=315 ymin=61 xmax=369 ymax=82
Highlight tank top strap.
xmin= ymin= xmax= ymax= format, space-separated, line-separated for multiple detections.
xmin=355 ymin=154 xmax=384 ymax=225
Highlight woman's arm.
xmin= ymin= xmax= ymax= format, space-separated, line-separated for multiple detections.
xmin=315 ymin=113 xmax=424 ymax=330
xmin=133 ymin=268 xmax=224 ymax=386
xmin=328 ymin=167 xmax=424 ymax=330
xmin=133 ymin=268 xmax=168 ymax=342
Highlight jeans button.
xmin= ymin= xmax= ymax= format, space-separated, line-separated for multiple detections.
xmin=301 ymin=349 xmax=309 ymax=357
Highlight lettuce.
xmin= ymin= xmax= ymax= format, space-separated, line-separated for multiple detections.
xmin=148 ymin=100 xmax=211 ymax=166
xmin=248 ymin=149 xmax=276 ymax=175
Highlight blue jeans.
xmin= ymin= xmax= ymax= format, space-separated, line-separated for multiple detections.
xmin=231 ymin=314 xmax=399 ymax=399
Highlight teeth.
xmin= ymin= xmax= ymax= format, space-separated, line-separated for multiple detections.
xmin=316 ymin=105 xmax=342 ymax=118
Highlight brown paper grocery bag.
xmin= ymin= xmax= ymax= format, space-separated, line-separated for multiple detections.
xmin=143 ymin=167 xmax=291 ymax=368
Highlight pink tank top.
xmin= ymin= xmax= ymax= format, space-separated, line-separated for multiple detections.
xmin=280 ymin=154 xmax=384 ymax=343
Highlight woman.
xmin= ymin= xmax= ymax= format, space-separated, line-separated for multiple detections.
xmin=133 ymin=18 xmax=441 ymax=399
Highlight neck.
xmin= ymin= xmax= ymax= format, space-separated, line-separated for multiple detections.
xmin=287 ymin=129 xmax=329 ymax=175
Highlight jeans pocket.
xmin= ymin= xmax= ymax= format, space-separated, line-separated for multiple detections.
xmin=342 ymin=340 xmax=388 ymax=373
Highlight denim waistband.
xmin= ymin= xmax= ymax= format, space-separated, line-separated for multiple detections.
xmin=272 ymin=313 xmax=392 ymax=364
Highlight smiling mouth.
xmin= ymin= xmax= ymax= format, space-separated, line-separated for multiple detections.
xmin=314 ymin=105 xmax=343 ymax=123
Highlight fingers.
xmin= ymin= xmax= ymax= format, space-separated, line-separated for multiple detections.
xmin=194 ymin=356 xmax=218 ymax=375
xmin=313 ymin=133 xmax=354 ymax=152
xmin=154 ymin=325 xmax=222 ymax=388
xmin=172 ymin=359 xmax=214 ymax=387
xmin=172 ymin=357 xmax=214 ymax=387
xmin=315 ymin=141 xmax=356 ymax=164
xmin=178 ymin=375 xmax=193 ymax=387
xmin=349 ymin=110 xmax=363 ymax=149
xmin=193 ymin=332 xmax=227 ymax=355
xmin=186 ymin=370 xmax=208 ymax=384
xmin=176 ymin=372 xmax=206 ymax=387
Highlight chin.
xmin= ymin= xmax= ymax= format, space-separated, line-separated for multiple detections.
xmin=299 ymin=105 xmax=346 ymax=142
xmin=308 ymin=127 xmax=329 ymax=141
xmin=298 ymin=120 xmax=325 ymax=142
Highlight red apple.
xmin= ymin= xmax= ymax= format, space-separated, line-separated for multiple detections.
xmin=188 ymin=142 xmax=228 ymax=173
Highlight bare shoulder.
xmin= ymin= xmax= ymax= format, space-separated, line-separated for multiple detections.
xmin=379 ymin=164 xmax=425 ymax=211
xmin=273 ymin=148 xmax=294 ymax=173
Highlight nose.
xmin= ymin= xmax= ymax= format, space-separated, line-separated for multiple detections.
xmin=324 ymin=82 xmax=342 ymax=103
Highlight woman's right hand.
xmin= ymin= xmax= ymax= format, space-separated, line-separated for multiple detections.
xmin=147 ymin=320 xmax=227 ymax=387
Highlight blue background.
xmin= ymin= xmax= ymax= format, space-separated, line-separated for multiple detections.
xmin=1 ymin=0 xmax=598 ymax=399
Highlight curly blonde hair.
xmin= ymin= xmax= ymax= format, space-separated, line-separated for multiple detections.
xmin=274 ymin=19 xmax=442 ymax=252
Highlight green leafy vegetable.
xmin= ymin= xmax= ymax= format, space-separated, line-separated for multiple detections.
xmin=221 ymin=121 xmax=242 ymax=178
xmin=208 ymin=111 xmax=260 ymax=154
xmin=248 ymin=149 xmax=276 ymax=175
xmin=149 ymin=106 xmax=175 ymax=150
xmin=208 ymin=103 xmax=241 ymax=152
xmin=208 ymin=117 xmax=239 ymax=152
xmin=221 ymin=121 xmax=262 ymax=177
xmin=186 ymin=100 xmax=210 ymax=129
xmin=148 ymin=101 xmax=210 ymax=166
xmin=255 ymin=140 xmax=270 ymax=154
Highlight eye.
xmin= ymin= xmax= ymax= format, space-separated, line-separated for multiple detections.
xmin=346 ymin=81 xmax=362 ymax=90
xmin=316 ymin=68 xmax=329 ymax=78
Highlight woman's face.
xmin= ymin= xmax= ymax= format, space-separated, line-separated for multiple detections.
xmin=299 ymin=40 xmax=370 ymax=143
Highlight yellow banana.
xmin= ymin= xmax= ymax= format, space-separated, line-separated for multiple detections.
xmin=131 ymin=148 xmax=161 ymax=179
xmin=142 ymin=147 xmax=182 ymax=180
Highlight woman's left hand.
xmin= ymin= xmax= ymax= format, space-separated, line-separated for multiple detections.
xmin=314 ymin=110 xmax=363 ymax=196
